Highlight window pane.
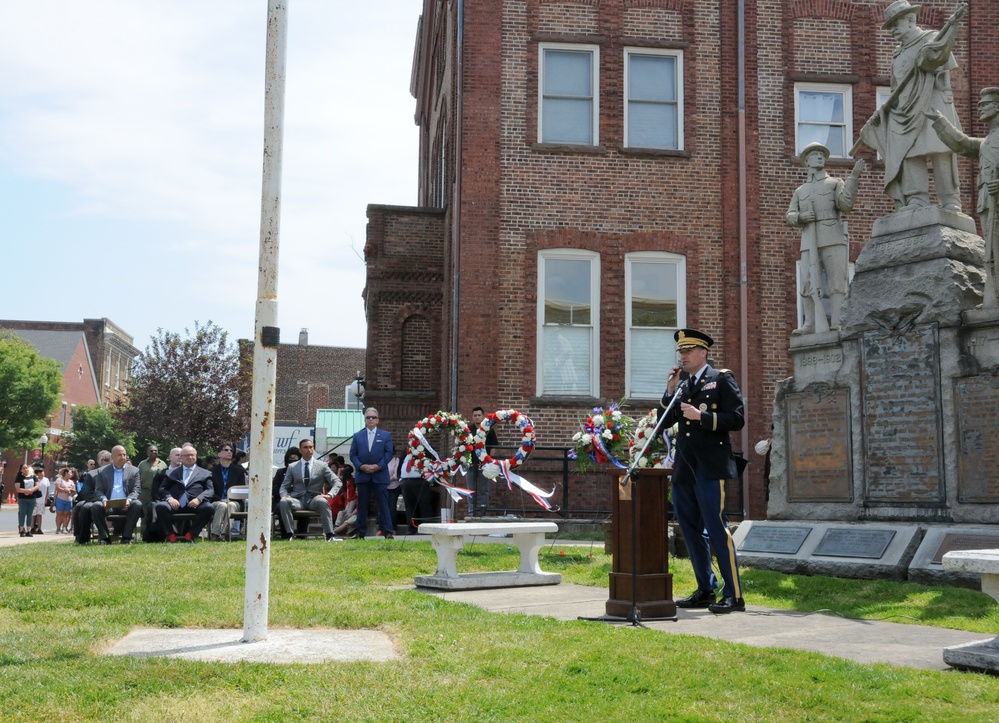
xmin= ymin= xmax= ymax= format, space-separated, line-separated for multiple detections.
xmin=629 ymin=55 xmax=675 ymax=102
xmin=628 ymin=103 xmax=677 ymax=150
xmin=631 ymin=261 xmax=678 ymax=326
xmin=799 ymin=90 xmax=843 ymax=123
xmin=543 ymin=98 xmax=592 ymax=144
xmin=544 ymin=50 xmax=591 ymax=97
xmin=630 ymin=328 xmax=673 ymax=398
xmin=542 ymin=326 xmax=591 ymax=395
xmin=544 ymin=258 xmax=591 ymax=324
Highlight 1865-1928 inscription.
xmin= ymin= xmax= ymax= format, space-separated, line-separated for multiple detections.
xmin=861 ymin=327 xmax=944 ymax=504
xmin=786 ymin=386 xmax=851 ymax=502
xmin=955 ymin=375 xmax=999 ymax=503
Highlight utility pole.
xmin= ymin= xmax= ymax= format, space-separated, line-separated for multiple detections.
xmin=244 ymin=0 xmax=287 ymax=643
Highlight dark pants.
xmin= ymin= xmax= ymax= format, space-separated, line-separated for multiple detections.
xmin=153 ymin=500 xmax=213 ymax=540
xmin=672 ymin=463 xmax=742 ymax=599
xmin=76 ymin=500 xmax=143 ymax=543
xmin=355 ymin=481 xmax=394 ymax=537
xmin=401 ymin=477 xmax=438 ymax=534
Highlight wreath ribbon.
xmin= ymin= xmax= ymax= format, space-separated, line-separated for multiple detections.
xmin=411 ymin=427 xmax=474 ymax=501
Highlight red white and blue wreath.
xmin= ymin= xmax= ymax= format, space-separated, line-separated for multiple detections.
xmin=474 ymin=409 xmax=557 ymax=511
xmin=408 ymin=411 xmax=475 ymax=500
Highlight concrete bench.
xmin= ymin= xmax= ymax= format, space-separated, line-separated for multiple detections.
xmin=414 ymin=521 xmax=562 ymax=590
xmin=941 ymin=549 xmax=999 ymax=673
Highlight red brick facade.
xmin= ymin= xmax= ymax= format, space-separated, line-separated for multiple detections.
xmin=365 ymin=1 xmax=999 ymax=519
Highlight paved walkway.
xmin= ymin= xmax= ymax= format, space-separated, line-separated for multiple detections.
xmin=1 ymin=510 xmax=990 ymax=670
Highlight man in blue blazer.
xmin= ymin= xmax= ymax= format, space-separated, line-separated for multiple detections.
xmin=349 ymin=408 xmax=395 ymax=538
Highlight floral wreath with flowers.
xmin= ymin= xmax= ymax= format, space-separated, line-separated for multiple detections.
xmin=408 ymin=411 xmax=474 ymax=485
xmin=569 ymin=404 xmax=635 ymax=473
xmin=473 ymin=409 xmax=535 ymax=480
xmin=629 ymin=411 xmax=674 ymax=470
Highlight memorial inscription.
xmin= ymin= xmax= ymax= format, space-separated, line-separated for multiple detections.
xmin=786 ymin=387 xmax=851 ymax=502
xmin=813 ymin=528 xmax=896 ymax=559
xmin=739 ymin=525 xmax=812 ymax=554
xmin=861 ymin=327 xmax=943 ymax=503
xmin=955 ymin=376 xmax=999 ymax=503
xmin=931 ymin=533 xmax=999 ymax=564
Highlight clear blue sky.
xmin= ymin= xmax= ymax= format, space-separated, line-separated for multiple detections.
xmin=0 ymin=0 xmax=419 ymax=351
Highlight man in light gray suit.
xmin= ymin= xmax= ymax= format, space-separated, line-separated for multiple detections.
xmin=278 ymin=438 xmax=341 ymax=540
xmin=80 ymin=445 xmax=143 ymax=544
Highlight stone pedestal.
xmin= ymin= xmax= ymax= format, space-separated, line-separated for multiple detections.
xmin=768 ymin=209 xmax=999 ymax=527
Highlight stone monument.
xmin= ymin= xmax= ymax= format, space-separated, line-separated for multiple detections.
xmin=756 ymin=2 xmax=999 ymax=589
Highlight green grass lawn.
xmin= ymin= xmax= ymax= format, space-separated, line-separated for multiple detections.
xmin=1 ymin=538 xmax=997 ymax=722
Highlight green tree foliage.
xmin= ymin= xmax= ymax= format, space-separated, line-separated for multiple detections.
xmin=114 ymin=321 xmax=249 ymax=453
xmin=0 ymin=332 xmax=63 ymax=450
xmin=63 ymin=404 xmax=136 ymax=468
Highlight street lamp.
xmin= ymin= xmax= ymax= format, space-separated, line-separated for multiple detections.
xmin=37 ymin=434 xmax=48 ymax=459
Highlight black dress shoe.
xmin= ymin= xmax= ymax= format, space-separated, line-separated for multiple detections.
xmin=675 ymin=589 xmax=717 ymax=608
xmin=98 ymin=539 xmax=111 ymax=546
xmin=708 ymin=596 xmax=746 ymax=614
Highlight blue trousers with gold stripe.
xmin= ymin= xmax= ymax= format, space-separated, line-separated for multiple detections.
xmin=672 ymin=464 xmax=742 ymax=599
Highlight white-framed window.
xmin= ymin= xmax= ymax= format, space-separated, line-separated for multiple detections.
xmin=624 ymin=48 xmax=683 ymax=150
xmin=626 ymin=253 xmax=686 ymax=398
xmin=875 ymin=86 xmax=891 ymax=161
xmin=105 ymin=351 xmax=111 ymax=387
xmin=794 ymin=82 xmax=852 ymax=157
xmin=537 ymin=250 xmax=600 ymax=396
xmin=539 ymin=43 xmax=599 ymax=145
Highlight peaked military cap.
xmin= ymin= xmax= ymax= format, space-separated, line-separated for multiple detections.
xmin=675 ymin=328 xmax=713 ymax=351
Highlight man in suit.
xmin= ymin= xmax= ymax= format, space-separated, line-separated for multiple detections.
xmin=76 ymin=447 xmax=141 ymax=545
xmin=153 ymin=444 xmax=215 ymax=543
xmin=659 ymin=329 xmax=746 ymax=614
xmin=349 ymin=408 xmax=395 ymax=539
xmin=209 ymin=441 xmax=247 ymax=541
xmin=73 ymin=449 xmax=110 ymax=544
xmin=278 ymin=438 xmax=341 ymax=540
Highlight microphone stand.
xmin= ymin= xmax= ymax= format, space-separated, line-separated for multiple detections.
xmin=580 ymin=376 xmax=684 ymax=627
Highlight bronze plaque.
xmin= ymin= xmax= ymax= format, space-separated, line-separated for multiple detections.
xmin=813 ymin=528 xmax=895 ymax=559
xmin=786 ymin=386 xmax=852 ymax=501
xmin=739 ymin=525 xmax=812 ymax=554
xmin=860 ymin=327 xmax=944 ymax=503
xmin=931 ymin=533 xmax=999 ymax=564
xmin=955 ymin=375 xmax=999 ymax=502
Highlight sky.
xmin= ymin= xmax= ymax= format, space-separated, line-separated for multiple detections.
xmin=0 ymin=0 xmax=420 ymax=352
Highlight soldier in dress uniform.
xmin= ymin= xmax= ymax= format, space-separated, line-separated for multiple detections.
xmin=926 ymin=87 xmax=999 ymax=308
xmin=786 ymin=142 xmax=864 ymax=333
xmin=658 ymin=329 xmax=746 ymax=614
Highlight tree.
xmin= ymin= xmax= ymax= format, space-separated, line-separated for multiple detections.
xmin=114 ymin=321 xmax=249 ymax=452
xmin=63 ymin=405 xmax=136 ymax=468
xmin=0 ymin=332 xmax=63 ymax=450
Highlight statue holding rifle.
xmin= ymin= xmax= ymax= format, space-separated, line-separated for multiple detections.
xmin=926 ymin=88 xmax=999 ymax=309
xmin=787 ymin=142 xmax=865 ymax=333
xmin=853 ymin=1 xmax=968 ymax=211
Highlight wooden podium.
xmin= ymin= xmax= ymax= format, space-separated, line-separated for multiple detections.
xmin=606 ymin=468 xmax=676 ymax=619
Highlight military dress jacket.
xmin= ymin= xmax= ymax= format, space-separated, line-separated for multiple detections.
xmin=659 ymin=365 xmax=745 ymax=484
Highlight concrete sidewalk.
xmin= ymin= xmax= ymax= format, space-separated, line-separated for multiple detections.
xmin=2 ymin=511 xmax=990 ymax=671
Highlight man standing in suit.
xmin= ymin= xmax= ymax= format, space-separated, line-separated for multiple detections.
xmin=278 ymin=438 xmax=340 ymax=540
xmin=153 ymin=444 xmax=215 ymax=543
xmin=660 ymin=329 xmax=746 ymax=614
xmin=76 ymin=445 xmax=142 ymax=545
xmin=349 ymin=408 xmax=395 ymax=539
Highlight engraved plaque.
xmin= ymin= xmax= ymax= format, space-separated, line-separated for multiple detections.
xmin=955 ymin=375 xmax=999 ymax=503
xmin=860 ymin=326 xmax=944 ymax=503
xmin=813 ymin=528 xmax=896 ymax=559
xmin=739 ymin=525 xmax=811 ymax=554
xmin=931 ymin=533 xmax=999 ymax=564
xmin=786 ymin=386 xmax=851 ymax=502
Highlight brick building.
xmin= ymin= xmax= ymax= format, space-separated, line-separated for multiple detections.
xmin=237 ymin=330 xmax=367 ymax=427
xmin=364 ymin=1 xmax=999 ymax=519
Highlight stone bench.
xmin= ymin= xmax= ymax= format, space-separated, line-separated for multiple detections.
xmin=414 ymin=521 xmax=562 ymax=590
xmin=941 ymin=549 xmax=999 ymax=673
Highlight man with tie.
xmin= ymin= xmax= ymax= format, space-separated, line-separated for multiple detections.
xmin=659 ymin=328 xmax=746 ymax=614
xmin=76 ymin=446 xmax=141 ymax=545
xmin=153 ymin=444 xmax=215 ymax=543
xmin=349 ymin=408 xmax=396 ymax=539
xmin=208 ymin=441 xmax=247 ymax=541
xmin=278 ymin=438 xmax=341 ymax=540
